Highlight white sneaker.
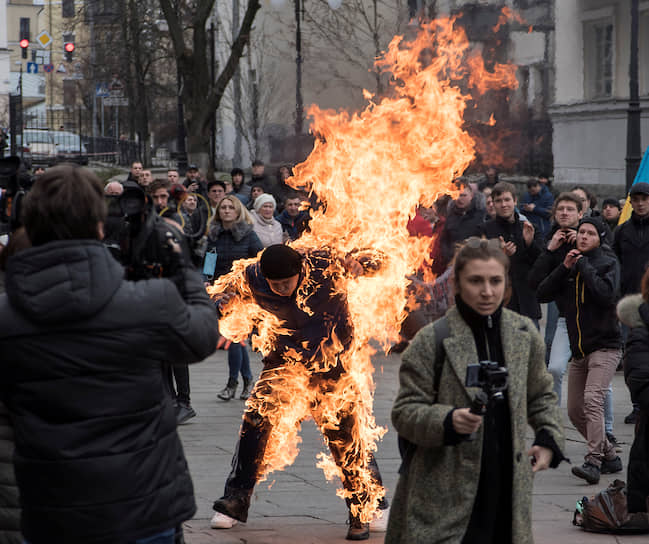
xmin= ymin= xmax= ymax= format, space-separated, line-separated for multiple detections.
xmin=210 ymin=511 xmax=238 ymax=529
xmin=369 ymin=505 xmax=390 ymax=532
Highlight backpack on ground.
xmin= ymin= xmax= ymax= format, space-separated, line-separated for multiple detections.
xmin=573 ymin=479 xmax=649 ymax=534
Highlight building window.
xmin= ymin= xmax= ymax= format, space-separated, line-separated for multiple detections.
xmin=62 ymin=0 xmax=75 ymax=18
xmin=584 ymin=20 xmax=614 ymax=99
xmin=19 ymin=18 xmax=30 ymax=40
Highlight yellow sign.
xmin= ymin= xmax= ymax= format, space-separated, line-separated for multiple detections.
xmin=36 ymin=30 xmax=52 ymax=49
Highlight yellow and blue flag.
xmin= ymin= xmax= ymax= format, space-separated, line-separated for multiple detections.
xmin=619 ymin=147 xmax=649 ymax=224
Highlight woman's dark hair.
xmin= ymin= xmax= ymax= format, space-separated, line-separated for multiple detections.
xmin=453 ymin=237 xmax=510 ymax=281
xmin=21 ymin=164 xmax=106 ymax=246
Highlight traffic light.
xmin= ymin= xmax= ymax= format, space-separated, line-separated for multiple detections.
xmin=19 ymin=39 xmax=29 ymax=59
xmin=64 ymin=41 xmax=75 ymax=62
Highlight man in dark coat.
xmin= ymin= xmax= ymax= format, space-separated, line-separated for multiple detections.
xmin=613 ymin=181 xmax=649 ymax=424
xmin=437 ymin=183 xmax=485 ymax=270
xmin=208 ymin=245 xmax=387 ymax=541
xmin=520 ymin=178 xmax=554 ymax=239
xmin=481 ymin=182 xmax=542 ymax=324
xmin=0 ymin=164 xmax=217 ymax=544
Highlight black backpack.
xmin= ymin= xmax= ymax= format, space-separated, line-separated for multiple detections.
xmin=397 ymin=316 xmax=449 ymax=475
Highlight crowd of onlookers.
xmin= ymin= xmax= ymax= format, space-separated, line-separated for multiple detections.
xmin=404 ymin=168 xmax=649 ymax=489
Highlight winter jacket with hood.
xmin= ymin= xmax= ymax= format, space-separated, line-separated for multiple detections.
xmin=205 ymin=219 xmax=264 ymax=280
xmin=519 ymin=185 xmax=554 ymax=239
xmin=0 ymin=240 xmax=217 ymax=544
xmin=617 ymin=294 xmax=649 ymax=512
xmin=537 ymin=246 xmax=621 ymax=358
xmin=613 ymin=212 xmax=649 ymax=295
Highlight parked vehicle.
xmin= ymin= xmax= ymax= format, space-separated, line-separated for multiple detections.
xmin=52 ymin=131 xmax=89 ymax=165
xmin=21 ymin=130 xmax=57 ymax=166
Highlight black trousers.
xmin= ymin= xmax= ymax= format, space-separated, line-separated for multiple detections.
xmin=167 ymin=364 xmax=191 ymax=405
xmin=221 ymin=356 xmax=385 ymax=514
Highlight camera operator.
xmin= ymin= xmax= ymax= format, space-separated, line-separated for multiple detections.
xmin=387 ymin=238 xmax=565 ymax=544
xmin=0 ymin=164 xmax=217 ymax=544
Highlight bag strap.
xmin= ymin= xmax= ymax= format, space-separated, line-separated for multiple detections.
xmin=432 ymin=316 xmax=449 ymax=401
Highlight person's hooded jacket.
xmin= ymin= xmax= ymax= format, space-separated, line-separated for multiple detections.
xmin=0 ymin=240 xmax=217 ymax=544
xmin=205 ymin=219 xmax=264 ymax=280
xmin=617 ymin=294 xmax=649 ymax=513
xmin=537 ymin=245 xmax=620 ymax=358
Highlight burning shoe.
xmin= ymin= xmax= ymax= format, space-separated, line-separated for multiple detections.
xmin=210 ymin=511 xmax=238 ymax=529
xmin=212 ymin=491 xmax=251 ymax=524
xmin=346 ymin=513 xmax=370 ymax=541
xmin=369 ymin=504 xmax=390 ymax=532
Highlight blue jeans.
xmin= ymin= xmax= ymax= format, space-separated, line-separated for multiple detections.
xmin=228 ymin=342 xmax=252 ymax=382
xmin=25 ymin=529 xmax=175 ymax=544
xmin=544 ymin=302 xmax=559 ymax=366
xmin=548 ymin=317 xmax=571 ymax=404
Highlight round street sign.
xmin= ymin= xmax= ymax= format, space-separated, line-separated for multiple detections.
xmin=43 ymin=63 xmax=54 ymax=73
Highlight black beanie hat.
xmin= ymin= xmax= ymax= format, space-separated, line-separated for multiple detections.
xmin=260 ymin=244 xmax=303 ymax=279
xmin=578 ymin=216 xmax=606 ymax=243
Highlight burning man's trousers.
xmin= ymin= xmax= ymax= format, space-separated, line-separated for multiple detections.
xmin=214 ymin=356 xmax=385 ymax=521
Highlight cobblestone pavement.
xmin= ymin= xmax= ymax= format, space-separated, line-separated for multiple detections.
xmin=178 ymin=347 xmax=647 ymax=543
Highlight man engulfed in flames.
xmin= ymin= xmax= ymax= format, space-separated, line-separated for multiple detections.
xmin=208 ymin=244 xmax=388 ymax=540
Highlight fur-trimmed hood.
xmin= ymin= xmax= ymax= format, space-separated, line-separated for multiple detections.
xmin=617 ymin=294 xmax=645 ymax=328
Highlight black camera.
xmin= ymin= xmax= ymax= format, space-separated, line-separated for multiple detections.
xmin=465 ymin=360 xmax=509 ymax=416
xmin=103 ymin=184 xmax=190 ymax=283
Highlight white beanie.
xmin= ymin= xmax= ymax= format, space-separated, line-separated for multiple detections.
xmin=254 ymin=193 xmax=277 ymax=213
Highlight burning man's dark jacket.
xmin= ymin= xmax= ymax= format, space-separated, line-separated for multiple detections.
xmin=613 ymin=212 xmax=649 ymax=295
xmin=0 ymin=240 xmax=217 ymax=544
xmin=480 ymin=213 xmax=543 ymax=320
xmin=245 ymin=250 xmax=354 ymax=366
xmin=536 ymin=246 xmax=621 ymax=358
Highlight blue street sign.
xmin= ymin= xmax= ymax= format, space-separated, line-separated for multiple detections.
xmin=26 ymin=62 xmax=38 ymax=74
xmin=95 ymin=83 xmax=110 ymax=98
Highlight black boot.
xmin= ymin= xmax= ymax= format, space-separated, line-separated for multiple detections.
xmin=217 ymin=378 xmax=238 ymax=401
xmin=346 ymin=512 xmax=370 ymax=541
xmin=240 ymin=378 xmax=252 ymax=400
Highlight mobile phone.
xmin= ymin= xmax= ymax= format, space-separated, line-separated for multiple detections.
xmin=203 ymin=249 xmax=217 ymax=278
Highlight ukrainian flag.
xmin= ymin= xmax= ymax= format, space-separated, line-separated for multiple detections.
xmin=619 ymin=147 xmax=649 ymax=224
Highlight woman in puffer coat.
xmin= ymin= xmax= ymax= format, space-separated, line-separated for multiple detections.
xmin=204 ymin=196 xmax=264 ymax=402
xmin=616 ymin=268 xmax=649 ymax=513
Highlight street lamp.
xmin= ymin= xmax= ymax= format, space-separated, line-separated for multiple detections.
xmin=271 ymin=0 xmax=342 ymax=161
xmin=626 ymin=0 xmax=641 ymax=191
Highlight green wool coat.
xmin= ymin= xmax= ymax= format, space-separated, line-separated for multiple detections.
xmin=385 ymin=306 xmax=564 ymax=544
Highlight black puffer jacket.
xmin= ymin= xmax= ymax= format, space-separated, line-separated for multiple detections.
xmin=0 ymin=240 xmax=217 ymax=544
xmin=205 ymin=220 xmax=263 ymax=280
xmin=0 ymin=401 xmax=20 ymax=544
xmin=617 ymin=294 xmax=649 ymax=513
xmin=537 ymin=246 xmax=621 ymax=357
xmin=613 ymin=212 xmax=649 ymax=295
xmin=481 ymin=213 xmax=543 ymax=319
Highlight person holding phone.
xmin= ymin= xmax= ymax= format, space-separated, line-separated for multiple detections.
xmin=386 ymin=237 xmax=565 ymax=544
xmin=204 ymin=196 xmax=263 ymax=401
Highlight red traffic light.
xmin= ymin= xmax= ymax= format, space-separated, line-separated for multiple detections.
xmin=64 ymin=42 xmax=75 ymax=53
xmin=19 ymin=39 xmax=29 ymax=49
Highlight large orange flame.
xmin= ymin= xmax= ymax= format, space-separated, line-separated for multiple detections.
xmin=208 ymin=12 xmax=519 ymax=523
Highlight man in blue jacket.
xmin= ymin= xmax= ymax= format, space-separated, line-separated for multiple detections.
xmin=0 ymin=164 xmax=218 ymax=544
xmin=520 ymin=177 xmax=554 ymax=239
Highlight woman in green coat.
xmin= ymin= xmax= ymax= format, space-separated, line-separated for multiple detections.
xmin=386 ymin=238 xmax=565 ymax=544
